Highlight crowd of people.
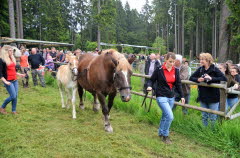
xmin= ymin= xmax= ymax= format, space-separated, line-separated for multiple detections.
xmin=0 ymin=45 xmax=87 ymax=115
xmin=1 ymin=45 xmax=240 ymax=145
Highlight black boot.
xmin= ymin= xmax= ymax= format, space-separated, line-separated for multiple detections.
xmin=162 ymin=136 xmax=172 ymax=144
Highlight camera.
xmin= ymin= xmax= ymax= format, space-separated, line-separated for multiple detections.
xmin=201 ymin=74 xmax=211 ymax=82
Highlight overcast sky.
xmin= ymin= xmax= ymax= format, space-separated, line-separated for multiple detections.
xmin=120 ymin=0 xmax=153 ymax=12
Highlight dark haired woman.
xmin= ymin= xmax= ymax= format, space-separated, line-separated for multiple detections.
xmin=147 ymin=52 xmax=185 ymax=144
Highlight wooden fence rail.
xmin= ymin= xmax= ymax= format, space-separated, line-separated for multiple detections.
xmin=50 ymin=62 xmax=240 ymax=120
xmin=131 ymin=73 xmax=240 ymax=120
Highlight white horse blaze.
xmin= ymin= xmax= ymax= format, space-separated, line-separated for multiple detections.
xmin=122 ymin=70 xmax=129 ymax=87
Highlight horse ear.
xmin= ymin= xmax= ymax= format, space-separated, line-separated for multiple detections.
xmin=75 ymin=53 xmax=81 ymax=60
xmin=128 ymin=54 xmax=136 ymax=64
xmin=98 ymin=50 xmax=102 ymax=55
xmin=105 ymin=52 xmax=118 ymax=67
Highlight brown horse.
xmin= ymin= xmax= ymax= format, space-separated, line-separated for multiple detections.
xmin=77 ymin=49 xmax=134 ymax=132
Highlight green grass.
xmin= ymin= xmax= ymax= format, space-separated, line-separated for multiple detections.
xmin=115 ymin=76 xmax=240 ymax=157
xmin=0 ymin=73 xmax=237 ymax=157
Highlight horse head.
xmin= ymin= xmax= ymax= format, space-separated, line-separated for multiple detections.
xmin=11 ymin=46 xmax=21 ymax=58
xmin=66 ymin=54 xmax=78 ymax=77
xmin=103 ymin=50 xmax=133 ymax=102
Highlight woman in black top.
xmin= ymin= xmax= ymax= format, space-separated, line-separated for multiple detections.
xmin=147 ymin=52 xmax=185 ymax=144
xmin=190 ymin=53 xmax=226 ymax=127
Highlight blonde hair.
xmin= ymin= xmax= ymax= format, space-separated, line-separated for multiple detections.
xmin=199 ymin=53 xmax=213 ymax=64
xmin=0 ymin=45 xmax=16 ymax=65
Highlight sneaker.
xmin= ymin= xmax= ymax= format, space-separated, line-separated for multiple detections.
xmin=162 ymin=136 xmax=172 ymax=144
xmin=0 ymin=108 xmax=8 ymax=114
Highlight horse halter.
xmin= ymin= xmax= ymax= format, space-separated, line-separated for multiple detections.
xmin=113 ymin=71 xmax=132 ymax=91
xmin=70 ymin=67 xmax=78 ymax=81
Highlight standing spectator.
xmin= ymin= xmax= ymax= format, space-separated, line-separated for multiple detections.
xmin=28 ymin=48 xmax=45 ymax=87
xmin=20 ymin=49 xmax=30 ymax=88
xmin=156 ymin=53 xmax=162 ymax=65
xmin=94 ymin=48 xmax=99 ymax=54
xmin=41 ymin=48 xmax=48 ymax=60
xmin=24 ymin=49 xmax=30 ymax=56
xmin=173 ymin=54 xmax=190 ymax=115
xmin=50 ymin=47 xmax=57 ymax=61
xmin=147 ymin=52 xmax=185 ymax=144
xmin=144 ymin=53 xmax=160 ymax=94
xmin=0 ymin=45 xmax=25 ymax=115
xmin=190 ymin=53 xmax=226 ymax=127
xmin=184 ymin=60 xmax=192 ymax=78
xmin=218 ymin=64 xmax=239 ymax=111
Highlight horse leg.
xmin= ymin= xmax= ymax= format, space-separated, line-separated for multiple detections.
xmin=66 ymin=88 xmax=71 ymax=109
xmin=92 ymin=92 xmax=100 ymax=112
xmin=71 ymin=87 xmax=77 ymax=119
xmin=97 ymin=92 xmax=113 ymax=132
xmin=58 ymin=82 xmax=66 ymax=108
xmin=77 ymin=83 xmax=85 ymax=110
xmin=107 ymin=91 xmax=117 ymax=119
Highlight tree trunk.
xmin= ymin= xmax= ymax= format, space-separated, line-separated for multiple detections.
xmin=97 ymin=0 xmax=101 ymax=50
xmin=19 ymin=0 xmax=23 ymax=38
xmin=212 ymin=13 xmax=215 ymax=57
xmin=201 ymin=26 xmax=204 ymax=52
xmin=190 ymin=33 xmax=194 ymax=59
xmin=218 ymin=1 xmax=231 ymax=63
xmin=16 ymin=0 xmax=20 ymax=38
xmin=166 ymin=17 xmax=169 ymax=52
xmin=178 ymin=6 xmax=181 ymax=55
xmin=182 ymin=0 xmax=184 ymax=56
xmin=8 ymin=0 xmax=15 ymax=38
xmin=196 ymin=17 xmax=199 ymax=56
xmin=214 ymin=4 xmax=217 ymax=59
xmin=174 ymin=3 xmax=177 ymax=54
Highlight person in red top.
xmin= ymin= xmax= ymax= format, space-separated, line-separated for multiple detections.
xmin=0 ymin=45 xmax=25 ymax=115
xmin=147 ymin=52 xmax=185 ymax=144
xmin=20 ymin=48 xmax=30 ymax=87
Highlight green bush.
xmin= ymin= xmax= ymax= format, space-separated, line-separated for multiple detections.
xmin=44 ymin=72 xmax=58 ymax=88
xmin=86 ymin=41 xmax=97 ymax=51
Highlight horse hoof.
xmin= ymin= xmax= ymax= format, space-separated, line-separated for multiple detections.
xmin=79 ymin=105 xmax=85 ymax=110
xmin=105 ymin=125 xmax=113 ymax=133
xmin=73 ymin=116 xmax=76 ymax=119
xmin=93 ymin=103 xmax=100 ymax=112
xmin=62 ymin=106 xmax=66 ymax=109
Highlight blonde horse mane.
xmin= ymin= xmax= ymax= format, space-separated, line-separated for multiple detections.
xmin=101 ymin=49 xmax=132 ymax=71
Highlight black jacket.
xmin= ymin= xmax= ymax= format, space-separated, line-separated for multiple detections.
xmin=228 ymin=74 xmax=240 ymax=98
xmin=144 ymin=59 xmax=160 ymax=75
xmin=28 ymin=54 xmax=45 ymax=69
xmin=147 ymin=66 xmax=184 ymax=98
xmin=0 ymin=58 xmax=17 ymax=80
xmin=189 ymin=64 xmax=227 ymax=103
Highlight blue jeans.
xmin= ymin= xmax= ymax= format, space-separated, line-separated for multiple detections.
xmin=1 ymin=80 xmax=18 ymax=112
xmin=227 ymin=97 xmax=238 ymax=110
xmin=200 ymin=101 xmax=219 ymax=127
xmin=156 ymin=97 xmax=175 ymax=136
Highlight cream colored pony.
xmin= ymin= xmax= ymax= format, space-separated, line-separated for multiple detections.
xmin=57 ymin=54 xmax=79 ymax=119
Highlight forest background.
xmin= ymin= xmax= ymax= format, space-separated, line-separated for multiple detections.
xmin=0 ymin=0 xmax=240 ymax=63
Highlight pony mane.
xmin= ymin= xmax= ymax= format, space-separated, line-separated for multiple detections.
xmin=101 ymin=49 xmax=132 ymax=71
